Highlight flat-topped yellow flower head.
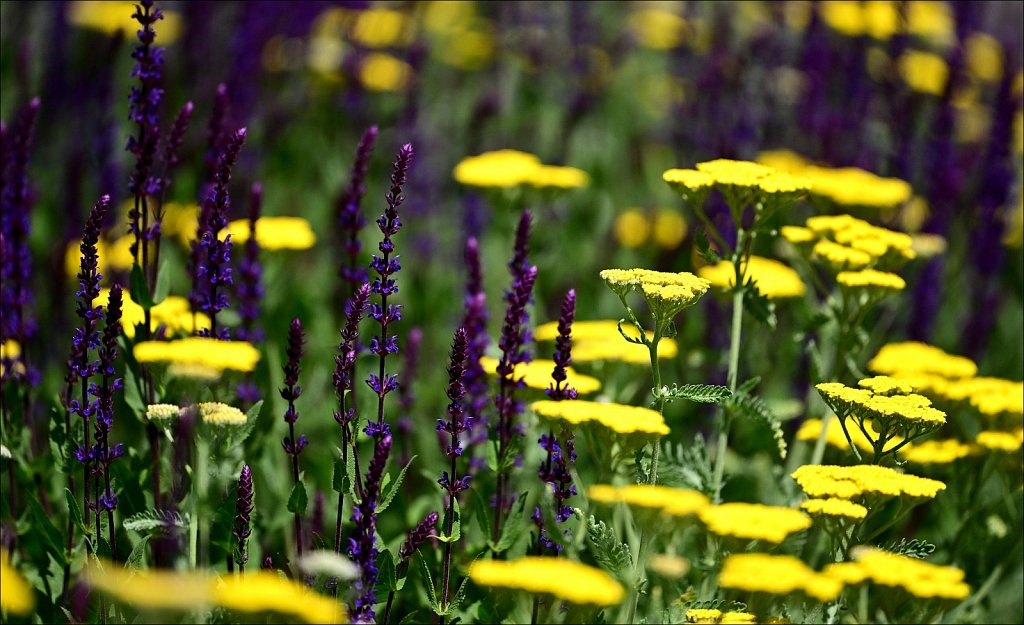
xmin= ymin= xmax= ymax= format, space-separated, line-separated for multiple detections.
xmin=868 ymin=341 xmax=978 ymax=379
xmin=468 ymin=557 xmax=625 ymax=606
xmin=224 ymin=216 xmax=316 ymax=250
xmin=531 ymin=400 xmax=669 ymax=438
xmin=478 ymin=357 xmax=601 ymax=395
xmin=134 ymin=338 xmax=260 ymax=373
xmin=697 ymin=503 xmax=812 ymax=543
xmin=453 ymin=149 xmax=542 ymax=188
xmin=198 ymin=402 xmax=247 ymax=427
xmin=528 ymin=165 xmax=589 ymax=189
xmin=600 ymin=268 xmax=710 ymax=320
xmin=588 ymin=484 xmax=709 ymax=516
xmin=791 ymin=464 xmax=946 ymax=501
xmin=825 ymin=547 xmax=969 ymax=600
xmin=534 ymin=320 xmax=679 ymax=363
xmin=836 ymin=269 xmax=906 ymax=294
xmin=719 ymin=553 xmax=843 ymax=602
xmin=801 ymin=497 xmax=868 ymax=520
xmin=699 ymin=256 xmax=806 ymax=299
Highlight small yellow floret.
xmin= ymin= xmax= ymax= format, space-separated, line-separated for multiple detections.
xmin=468 ymin=557 xmax=625 ymax=606
xmin=697 ymin=503 xmax=812 ymax=543
xmin=198 ymin=402 xmax=247 ymax=427
xmin=801 ymin=497 xmax=868 ymax=520
xmin=145 ymin=403 xmax=181 ymax=423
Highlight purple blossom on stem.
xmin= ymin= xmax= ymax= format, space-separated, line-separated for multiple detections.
xmin=71 ymin=194 xmax=111 ymax=552
xmin=546 ymin=290 xmax=578 ymax=402
xmin=1 ymin=97 xmax=40 ymax=380
xmin=196 ymin=127 xmax=246 ymax=339
xmin=236 ymin=182 xmax=264 ymax=343
xmin=90 ymin=283 xmax=123 ymax=560
xmin=333 ymin=282 xmax=371 ymax=554
xmin=366 ymin=143 xmax=413 ymax=438
xmin=492 ymin=262 xmax=538 ymax=541
xmin=462 ymin=237 xmax=490 ymax=471
xmin=349 ymin=434 xmax=392 ymax=623
xmin=399 ymin=511 xmax=438 ymax=562
xmin=438 ymin=328 xmax=470 ymax=614
xmin=232 ymin=464 xmax=255 ymax=570
xmin=160 ymin=101 xmax=193 ymax=191
xmin=191 ymin=84 xmax=230 ymax=321
xmin=281 ymin=318 xmax=306 ymax=557
xmin=337 ymin=125 xmax=378 ymax=292
xmin=126 ymin=0 xmax=165 ymax=263
xmin=204 ymin=83 xmax=230 ymax=184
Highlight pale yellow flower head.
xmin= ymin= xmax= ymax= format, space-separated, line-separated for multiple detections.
xmin=719 ymin=553 xmax=842 ymax=602
xmin=698 ymin=256 xmax=806 ymax=299
xmin=468 ymin=557 xmax=625 ymax=606
xmin=825 ymin=547 xmax=969 ymax=600
xmin=478 ymin=357 xmax=601 ymax=395
xmin=134 ymin=338 xmax=260 ymax=373
xmin=224 ymin=216 xmax=316 ymax=250
xmin=697 ymin=503 xmax=812 ymax=543
xmin=531 ymin=400 xmax=669 ymax=438
xmin=588 ymin=484 xmax=709 ymax=517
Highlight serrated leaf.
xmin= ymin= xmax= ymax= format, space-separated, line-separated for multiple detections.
xmin=743 ymin=277 xmax=777 ymax=329
xmin=377 ymin=455 xmax=416 ymax=514
xmin=65 ymin=488 xmax=89 ymax=537
xmin=736 ymin=376 xmax=761 ymax=395
xmin=586 ymin=516 xmax=632 ymax=580
xmin=125 ymin=535 xmax=151 ymax=570
xmin=123 ymin=509 xmax=190 ymax=533
xmin=332 ymin=457 xmax=346 ymax=494
xmin=881 ymin=537 xmax=935 ymax=560
xmin=417 ymin=553 xmax=440 ymax=613
xmin=378 ymin=549 xmax=398 ymax=592
xmin=129 ymin=263 xmax=154 ymax=310
xmin=655 ymin=383 xmax=732 ymax=405
xmin=152 ymin=258 xmax=170 ymax=305
xmin=287 ymin=481 xmax=308 ymax=515
xmin=726 ymin=391 xmax=787 ymax=459
xmin=493 ymin=491 xmax=529 ymax=553
xmin=437 ymin=499 xmax=461 ymax=544
xmin=657 ymin=435 xmax=715 ymax=497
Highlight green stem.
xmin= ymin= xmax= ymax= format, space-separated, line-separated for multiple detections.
xmin=712 ymin=286 xmax=744 ymax=504
xmin=190 ymin=437 xmax=210 ymax=569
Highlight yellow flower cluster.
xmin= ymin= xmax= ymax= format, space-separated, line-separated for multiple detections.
xmin=698 ymin=256 xmax=806 ymax=299
xmin=901 ymin=439 xmax=976 ymax=465
xmin=224 ymin=216 xmax=316 ymax=251
xmin=452 ymin=150 xmax=589 ymax=189
xmin=825 ymin=547 xmax=969 ymax=600
xmin=800 ymin=497 xmax=868 ymax=521
xmin=613 ymin=208 xmax=688 ymax=250
xmin=758 ymin=151 xmax=912 ymax=209
xmin=479 ymin=357 xmax=601 ymax=395
xmin=662 ymin=168 xmax=715 ymax=191
xmin=86 ymin=561 xmax=344 ymax=623
xmin=836 ymin=268 xmax=906 ymax=292
xmin=468 ymin=557 xmax=624 ymax=606
xmin=97 ymin=289 xmax=211 ymax=339
xmin=811 ymin=240 xmax=873 ymax=270
xmin=0 ymin=340 xmax=23 ymax=377
xmin=69 ymin=1 xmax=183 ymax=43
xmin=867 ymin=341 xmax=978 ymax=379
xmin=1 ymin=552 xmax=34 ymax=616
xmin=600 ymin=269 xmax=711 ymax=316
xmin=816 ymin=381 xmax=946 ymax=444
xmin=145 ymin=403 xmax=181 ymax=424
xmin=899 ymin=50 xmax=949 ymax=96
xmin=684 ymin=608 xmax=759 ymax=624
xmin=818 ymin=1 xmax=953 ymax=45
xmin=588 ymin=484 xmax=709 ymax=517
xmin=534 ymin=320 xmax=679 ymax=364
xmin=697 ymin=503 xmax=812 ymax=544
xmin=718 ymin=553 xmax=843 ymax=602
xmin=857 ymin=375 xmax=916 ymax=396
xmin=791 ymin=464 xmax=946 ymax=501
xmin=134 ymin=338 xmax=260 ymax=373
xmin=792 ymin=214 xmax=916 ymax=274
xmin=975 ymin=429 xmax=1024 ymax=452
xmin=198 ymin=402 xmax=247 ymax=427
xmin=530 ymin=400 xmax=669 ymax=437
xmin=663 ymin=159 xmax=810 ymax=201
xmin=628 ymin=8 xmax=688 ymax=50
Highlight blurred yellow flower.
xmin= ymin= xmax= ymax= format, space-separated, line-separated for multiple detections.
xmin=697 ymin=503 xmax=812 ymax=543
xmin=528 ymin=165 xmax=589 ymax=189
xmin=96 ymin=289 xmax=210 ymax=339
xmin=531 ymin=399 xmax=670 ymax=437
xmin=224 ymin=216 xmax=316 ymax=250
xmin=825 ymin=547 xmax=969 ymax=600
xmin=350 ymin=8 xmax=414 ymax=48
xmin=867 ymin=341 xmax=978 ymax=379
xmin=698 ymin=256 xmax=806 ymax=299
xmin=453 ymin=149 xmax=542 ymax=187
xmin=588 ymin=484 xmax=708 ymax=516
xmin=719 ymin=553 xmax=842 ymax=602
xmin=68 ymin=1 xmax=183 ymax=43
xmin=1 ymin=552 xmax=34 ymax=616
xmin=614 ymin=210 xmax=651 ymax=248
xmin=629 ymin=9 xmax=688 ymax=50
xmin=801 ymin=497 xmax=868 ymax=520
xmin=479 ymin=357 xmax=601 ymax=395
xmin=652 ymin=209 xmax=687 ymax=248
xmin=213 ymin=571 xmax=346 ymax=623
xmin=134 ymin=337 xmax=260 ymax=373
xmin=899 ymin=50 xmax=949 ymax=96
xmin=360 ymin=53 xmax=412 ymax=92
xmin=469 ymin=557 xmax=625 ymax=606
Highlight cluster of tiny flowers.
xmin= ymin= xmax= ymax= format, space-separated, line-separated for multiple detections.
xmin=437 ymin=328 xmax=472 ymax=496
xmin=348 ymin=435 xmax=392 ymax=623
xmin=89 ymin=283 xmax=125 ymax=511
xmin=280 ymin=318 xmax=308 ymax=457
xmin=399 ymin=511 xmax=439 ymax=561
xmin=232 ymin=465 xmax=255 ymax=567
xmin=334 ymin=283 xmax=371 ymax=427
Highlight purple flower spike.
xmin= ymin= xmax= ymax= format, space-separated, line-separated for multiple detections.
xmin=334 ymin=283 xmax=372 ymax=407
xmin=281 ymin=317 xmax=306 ymax=558
xmin=233 ymin=464 xmax=255 ymax=569
xmin=195 ymin=127 xmax=246 ymax=338
xmin=349 ymin=434 xmax=392 ymax=623
xmin=159 ymin=100 xmax=193 ymax=193
xmin=236 ymin=182 xmax=264 ymax=343
xmin=366 ymin=143 xmax=414 ymax=436
xmin=399 ymin=511 xmax=439 ymax=561
xmin=91 ymin=282 xmax=123 ymax=555
xmin=461 ymin=237 xmax=490 ymax=470
xmin=337 ymin=125 xmax=378 ymax=291
xmin=546 ymin=290 xmax=577 ymax=402
xmin=1 ymin=97 xmax=40 ymax=379
xmin=438 ymin=328 xmax=471 ymax=493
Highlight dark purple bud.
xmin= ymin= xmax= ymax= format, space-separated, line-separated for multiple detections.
xmin=233 ymin=464 xmax=255 ymax=566
xmin=399 ymin=511 xmax=438 ymax=561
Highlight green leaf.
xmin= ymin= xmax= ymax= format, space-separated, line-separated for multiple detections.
xmin=123 ymin=509 xmax=190 ymax=533
xmin=125 ymin=535 xmax=151 ymax=570
xmin=26 ymin=492 xmax=66 ymax=565
xmin=122 ymin=362 xmax=146 ymax=423
xmin=129 ymin=263 xmax=154 ymax=310
xmin=881 ymin=537 xmax=935 ymax=560
xmin=443 ymin=564 xmax=476 ymax=616
xmin=485 ymin=441 xmax=498 ymax=472
xmin=377 ymin=549 xmax=398 ymax=592
xmin=65 ymin=488 xmax=89 ymax=537
xmin=696 ymin=229 xmax=721 ymax=264
xmin=152 ymin=258 xmax=170 ymax=305
xmin=726 ymin=391 xmax=787 ymax=459
xmin=586 ymin=516 xmax=632 ymax=580
xmin=437 ymin=499 xmax=461 ymax=544
xmin=377 ymin=455 xmax=416 ymax=514
xmin=471 ymin=489 xmax=492 ymax=541
xmin=400 ymin=610 xmax=430 ymax=625
xmin=332 ymin=457 xmax=346 ymax=494
xmin=655 ymin=383 xmax=731 ymax=405
xmin=227 ymin=400 xmax=263 ymax=449
xmin=417 ymin=553 xmax=440 ymax=614
xmin=743 ymin=277 xmax=777 ymax=329
xmin=492 ymin=491 xmax=529 ymax=553
xmin=736 ymin=376 xmax=761 ymax=395
xmin=287 ymin=481 xmax=308 ymax=515
xmin=657 ymin=435 xmax=715 ymax=497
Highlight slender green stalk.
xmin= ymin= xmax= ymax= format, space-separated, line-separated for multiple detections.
xmin=711 ymin=284 xmax=744 ymax=504
xmin=190 ymin=437 xmax=210 ymax=568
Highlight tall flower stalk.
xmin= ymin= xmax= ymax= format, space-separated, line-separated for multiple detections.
xmin=437 ymin=328 xmax=470 ymax=619
xmin=196 ymin=127 xmax=246 ymax=339
xmin=280 ymin=318 xmax=308 ymax=558
xmin=334 ymin=283 xmax=371 ymax=555
xmin=92 ymin=282 xmax=125 ymax=561
xmin=461 ymin=237 xmax=489 ymax=472
xmin=236 ymin=182 xmax=264 ymax=406
xmin=349 ymin=434 xmax=392 ymax=623
xmin=366 ymin=144 xmax=413 ymax=437
xmin=337 ymin=125 xmax=378 ymax=301
xmin=492 ymin=210 xmax=537 ymax=542
xmin=232 ymin=464 xmax=254 ymax=573
xmin=382 ymin=511 xmax=438 ymax=624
